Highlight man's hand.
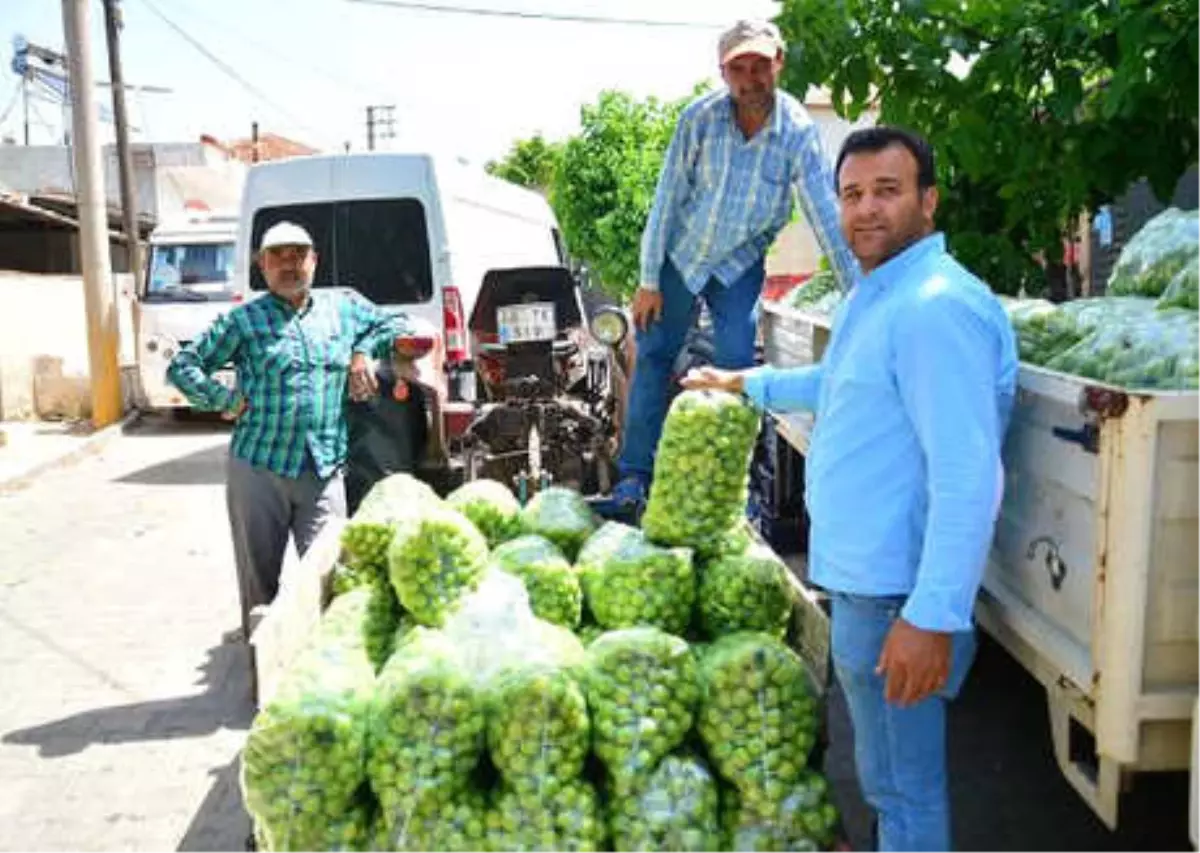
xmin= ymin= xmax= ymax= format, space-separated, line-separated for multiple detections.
xmin=680 ymin=366 xmax=746 ymax=394
xmin=222 ymin=397 xmax=248 ymax=422
xmin=631 ymin=287 xmax=664 ymax=331
xmin=348 ymin=353 xmax=378 ymax=402
xmin=876 ymin=618 xmax=952 ymax=707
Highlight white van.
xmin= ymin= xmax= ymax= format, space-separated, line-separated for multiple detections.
xmin=234 ymin=152 xmax=568 ymax=439
xmin=137 ymin=209 xmax=240 ymax=409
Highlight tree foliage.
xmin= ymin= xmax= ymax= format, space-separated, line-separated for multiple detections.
xmin=485 ymin=133 xmax=563 ymax=195
xmin=777 ymin=0 xmax=1199 ymax=295
xmin=552 ymin=89 xmax=700 ymax=304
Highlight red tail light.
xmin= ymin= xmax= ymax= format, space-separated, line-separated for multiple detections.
xmin=394 ymin=334 xmax=436 ymax=360
xmin=442 ymin=286 xmax=468 ymax=364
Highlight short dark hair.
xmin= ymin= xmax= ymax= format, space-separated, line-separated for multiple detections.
xmin=834 ymin=126 xmax=936 ymax=192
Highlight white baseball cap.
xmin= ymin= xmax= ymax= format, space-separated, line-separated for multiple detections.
xmin=259 ymin=221 xmax=313 ymax=252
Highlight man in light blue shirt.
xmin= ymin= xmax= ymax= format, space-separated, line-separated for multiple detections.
xmin=684 ymin=126 xmax=1019 ymax=851
xmin=612 ymin=19 xmax=859 ymax=506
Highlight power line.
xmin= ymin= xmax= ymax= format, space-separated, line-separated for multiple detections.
xmin=345 ymin=0 xmax=725 ymax=28
xmin=131 ymin=0 xmax=340 ymax=147
xmin=165 ymin=0 xmax=385 ymax=101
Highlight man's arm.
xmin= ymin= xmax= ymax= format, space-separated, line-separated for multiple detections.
xmin=792 ymin=124 xmax=860 ymax=292
xmin=895 ymin=294 xmax=1004 ymax=633
xmin=166 ymin=312 xmax=244 ymax=413
xmin=348 ymin=291 xmax=411 ymax=360
xmin=741 ymin=364 xmax=824 ymax=414
xmin=639 ymin=110 xmax=697 ymax=290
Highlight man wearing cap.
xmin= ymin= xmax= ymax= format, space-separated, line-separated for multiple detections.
xmin=167 ymin=221 xmax=412 ymax=638
xmin=612 ymin=19 xmax=860 ymax=506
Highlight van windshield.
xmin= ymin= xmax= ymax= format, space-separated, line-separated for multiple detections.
xmin=250 ymin=198 xmax=434 ymax=305
xmin=145 ymin=242 xmax=237 ymax=302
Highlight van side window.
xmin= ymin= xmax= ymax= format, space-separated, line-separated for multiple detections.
xmin=250 ymin=199 xmax=434 ymax=305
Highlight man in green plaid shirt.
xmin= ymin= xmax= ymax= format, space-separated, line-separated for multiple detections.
xmin=167 ymin=221 xmax=412 ymax=637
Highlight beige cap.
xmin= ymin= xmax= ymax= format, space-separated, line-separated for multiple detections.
xmin=719 ymin=19 xmax=784 ymax=65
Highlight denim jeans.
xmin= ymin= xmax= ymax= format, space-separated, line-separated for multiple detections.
xmin=617 ymin=258 xmax=763 ymax=478
xmin=830 ymin=592 xmax=977 ymax=851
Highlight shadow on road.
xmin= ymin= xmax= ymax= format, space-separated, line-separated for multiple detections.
xmin=113 ymin=443 xmax=229 ymax=486
xmin=177 ymin=754 xmax=252 ymax=852
xmin=1 ymin=629 xmax=253 ymax=759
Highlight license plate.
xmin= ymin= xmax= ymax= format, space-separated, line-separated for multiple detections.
xmin=498 ymin=302 xmax=557 ymax=345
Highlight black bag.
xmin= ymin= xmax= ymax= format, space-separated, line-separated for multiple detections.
xmin=345 ymin=364 xmax=428 ymax=515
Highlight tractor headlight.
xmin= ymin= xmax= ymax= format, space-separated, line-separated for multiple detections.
xmin=589 ymin=306 xmax=629 ymax=347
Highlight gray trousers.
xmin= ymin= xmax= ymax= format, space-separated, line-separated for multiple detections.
xmin=226 ymin=453 xmax=346 ymax=637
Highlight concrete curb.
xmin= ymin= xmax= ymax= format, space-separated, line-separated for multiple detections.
xmin=0 ymin=408 xmax=144 ymax=493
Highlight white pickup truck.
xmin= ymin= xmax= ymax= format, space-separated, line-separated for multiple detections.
xmin=760 ymin=299 xmax=1199 ymax=834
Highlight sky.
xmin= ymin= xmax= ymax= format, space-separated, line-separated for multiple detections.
xmin=0 ymin=0 xmax=781 ymax=164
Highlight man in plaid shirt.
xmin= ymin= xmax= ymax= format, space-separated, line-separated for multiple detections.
xmin=168 ymin=221 xmax=411 ymax=636
xmin=614 ymin=19 xmax=860 ymax=506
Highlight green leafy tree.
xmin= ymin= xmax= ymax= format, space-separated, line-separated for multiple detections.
xmin=777 ymin=0 xmax=1198 ymax=296
xmin=485 ymin=133 xmax=564 ymax=195
xmin=552 ymin=88 xmax=704 ymax=303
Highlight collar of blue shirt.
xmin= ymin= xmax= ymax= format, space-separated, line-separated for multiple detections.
xmin=862 ymin=231 xmax=946 ymax=289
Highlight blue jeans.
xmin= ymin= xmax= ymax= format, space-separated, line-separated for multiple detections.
xmin=618 ymin=258 xmax=763 ymax=478
xmin=830 ymin=593 xmax=977 ymax=852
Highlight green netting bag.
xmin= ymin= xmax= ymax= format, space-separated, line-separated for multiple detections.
xmin=1108 ymin=207 xmax=1199 ymax=298
xmin=1045 ymin=306 xmax=1199 ymax=390
xmin=488 ymin=534 xmax=583 ymax=628
xmin=786 ymin=270 xmax=839 ymax=311
xmin=582 ymin=627 xmax=701 ymax=796
xmin=642 ymin=390 xmax=762 ymax=557
xmin=721 ymin=772 xmax=840 ymax=852
xmin=698 ymin=543 xmax=796 ymax=640
xmin=366 ymin=628 xmax=486 ymax=846
xmin=576 ymin=521 xmax=695 ymax=636
xmin=1158 ymin=261 xmax=1199 ymax=311
xmin=520 ymin=486 xmax=599 ymax=561
xmin=375 ymin=783 xmax=490 ymax=852
xmin=386 ymin=504 xmax=490 ymax=627
xmin=361 ymin=577 xmax=404 ymax=672
xmin=341 ymin=473 xmax=442 ymax=579
xmin=447 ymin=478 xmax=524 ymax=547
xmin=485 ymin=779 xmax=606 ymax=852
xmin=241 ymin=590 xmax=376 ymax=852
xmin=608 ymin=751 xmax=722 ymax=852
xmin=698 ymin=633 xmax=820 ymax=818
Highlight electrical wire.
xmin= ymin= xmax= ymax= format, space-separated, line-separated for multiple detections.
xmin=132 ymin=0 xmax=340 ymax=148
xmin=344 ymin=0 xmax=725 ymax=28
xmin=166 ymin=0 xmax=385 ymax=101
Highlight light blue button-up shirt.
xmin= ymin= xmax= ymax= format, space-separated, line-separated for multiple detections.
xmin=640 ymin=89 xmax=859 ymax=295
xmin=743 ymin=234 xmax=1019 ymax=632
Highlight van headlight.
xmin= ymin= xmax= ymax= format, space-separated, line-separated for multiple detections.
xmin=589 ymin=307 xmax=629 ymax=347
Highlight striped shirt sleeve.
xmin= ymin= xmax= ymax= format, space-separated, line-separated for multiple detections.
xmin=347 ymin=292 xmax=411 ymax=361
xmin=639 ymin=109 xmax=697 ymax=290
xmin=791 ymin=124 xmax=861 ymax=292
xmin=166 ymin=311 xmax=243 ymax=413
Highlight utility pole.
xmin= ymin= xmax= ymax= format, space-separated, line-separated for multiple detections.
xmin=22 ymin=76 xmax=29 ymax=145
xmin=102 ymin=0 xmax=143 ymax=296
xmin=366 ymin=104 xmax=395 ymax=151
xmin=62 ymin=0 xmax=123 ymax=428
